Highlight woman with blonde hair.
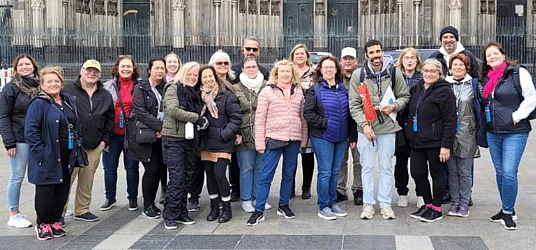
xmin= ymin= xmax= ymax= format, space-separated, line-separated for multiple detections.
xmin=246 ymin=60 xmax=307 ymax=226
xmin=165 ymin=52 xmax=182 ymax=83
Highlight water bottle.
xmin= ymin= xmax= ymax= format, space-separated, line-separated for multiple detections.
xmin=412 ymin=115 xmax=418 ymax=132
xmin=185 ymin=122 xmax=194 ymax=139
xmin=68 ymin=129 xmax=74 ymax=149
xmin=485 ymin=106 xmax=491 ymax=123
xmin=119 ymin=111 xmax=124 ymax=128
xmin=456 ymin=113 xmax=461 ymax=131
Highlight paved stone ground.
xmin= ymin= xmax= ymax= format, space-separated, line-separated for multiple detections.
xmin=0 ymin=130 xmax=535 ymax=249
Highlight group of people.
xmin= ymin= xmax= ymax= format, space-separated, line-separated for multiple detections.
xmin=0 ymin=26 xmax=533 ymax=241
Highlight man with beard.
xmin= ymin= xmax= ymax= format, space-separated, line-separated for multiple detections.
xmin=231 ymin=37 xmax=270 ymax=84
xmin=63 ymin=60 xmax=115 ymax=223
xmin=336 ymin=47 xmax=363 ymax=206
xmin=429 ymin=26 xmax=480 ymax=78
xmin=348 ymin=40 xmax=410 ymax=220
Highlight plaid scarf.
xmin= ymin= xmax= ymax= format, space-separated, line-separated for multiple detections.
xmin=200 ymin=82 xmax=219 ymax=119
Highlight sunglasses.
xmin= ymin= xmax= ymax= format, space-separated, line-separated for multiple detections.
xmin=244 ymin=47 xmax=259 ymax=52
xmin=215 ymin=61 xmax=230 ymax=66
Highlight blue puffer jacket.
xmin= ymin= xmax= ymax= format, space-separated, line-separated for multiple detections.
xmin=24 ymin=91 xmax=80 ymax=185
xmin=304 ymin=80 xmax=355 ymax=143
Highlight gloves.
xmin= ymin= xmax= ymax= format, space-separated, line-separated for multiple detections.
xmin=196 ymin=116 xmax=209 ymax=130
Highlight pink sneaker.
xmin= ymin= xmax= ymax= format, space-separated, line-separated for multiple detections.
xmin=50 ymin=222 xmax=66 ymax=237
xmin=35 ymin=223 xmax=53 ymax=241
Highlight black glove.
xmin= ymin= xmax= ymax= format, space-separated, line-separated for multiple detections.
xmin=196 ymin=116 xmax=209 ymax=130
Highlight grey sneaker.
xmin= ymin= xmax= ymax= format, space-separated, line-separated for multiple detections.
xmin=187 ymin=198 xmax=200 ymax=212
xmin=330 ymin=204 xmax=347 ymax=217
xmin=447 ymin=203 xmax=459 ymax=216
xmin=318 ymin=207 xmax=337 ymax=220
xmin=458 ymin=204 xmax=470 ymax=217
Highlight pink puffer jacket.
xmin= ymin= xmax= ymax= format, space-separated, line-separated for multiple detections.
xmin=254 ymin=84 xmax=308 ymax=151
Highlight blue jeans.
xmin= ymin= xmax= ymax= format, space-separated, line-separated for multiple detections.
xmin=6 ymin=143 xmax=29 ymax=210
xmin=487 ymin=132 xmax=528 ymax=214
xmin=311 ymin=137 xmax=347 ymax=210
xmin=254 ymin=141 xmax=300 ymax=213
xmin=102 ymin=134 xmax=140 ymax=201
xmin=357 ymin=132 xmax=396 ymax=208
xmin=237 ymin=149 xmax=264 ymax=201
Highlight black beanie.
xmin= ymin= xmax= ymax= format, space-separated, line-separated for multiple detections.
xmin=440 ymin=26 xmax=459 ymax=41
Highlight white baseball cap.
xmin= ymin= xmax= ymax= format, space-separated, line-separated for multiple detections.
xmin=341 ymin=47 xmax=357 ymax=58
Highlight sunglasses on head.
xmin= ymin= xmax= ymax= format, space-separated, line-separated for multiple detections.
xmin=215 ymin=61 xmax=229 ymax=66
xmin=244 ymin=47 xmax=259 ymax=52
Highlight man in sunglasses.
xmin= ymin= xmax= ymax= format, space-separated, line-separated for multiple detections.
xmin=231 ymin=37 xmax=270 ymax=84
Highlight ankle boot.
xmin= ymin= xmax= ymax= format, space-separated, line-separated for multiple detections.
xmin=218 ymin=201 xmax=232 ymax=223
xmin=207 ymin=198 xmax=220 ymax=221
xmin=301 ymin=186 xmax=311 ymax=199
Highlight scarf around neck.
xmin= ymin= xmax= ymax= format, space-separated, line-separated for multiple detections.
xmin=200 ymin=82 xmax=219 ymax=118
xmin=239 ymin=72 xmax=264 ymax=92
xmin=483 ymin=62 xmax=507 ymax=98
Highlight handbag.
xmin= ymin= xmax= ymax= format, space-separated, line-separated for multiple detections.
xmin=75 ymin=139 xmax=89 ymax=167
xmin=266 ymin=138 xmax=289 ymax=150
xmin=135 ymin=120 xmax=157 ymax=144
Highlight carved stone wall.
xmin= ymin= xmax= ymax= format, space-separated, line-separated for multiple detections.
xmin=260 ymin=0 xmax=269 ymax=15
xmin=271 ymin=0 xmax=280 ymax=16
xmin=239 ymin=0 xmax=246 ymax=14
xmin=315 ymin=0 xmax=325 ymax=16
xmin=75 ymin=0 xmax=91 ymax=14
xmin=107 ymin=0 xmax=118 ymax=16
xmin=248 ymin=0 xmax=257 ymax=14
xmin=480 ymin=0 xmax=495 ymax=15
xmin=360 ymin=0 xmax=368 ymax=15
xmin=94 ymin=0 xmax=105 ymax=15
xmin=532 ymin=0 xmax=536 ymax=15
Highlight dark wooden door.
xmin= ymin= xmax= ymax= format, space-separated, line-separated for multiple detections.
xmin=283 ymin=0 xmax=314 ymax=56
xmin=327 ymin=0 xmax=359 ymax=58
xmin=123 ymin=0 xmax=150 ymax=63
xmin=496 ymin=0 xmax=526 ymax=63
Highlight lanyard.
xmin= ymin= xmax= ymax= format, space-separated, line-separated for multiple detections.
xmin=414 ymin=88 xmax=426 ymax=116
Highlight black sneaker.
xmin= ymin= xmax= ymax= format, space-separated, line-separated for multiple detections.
xmin=59 ymin=217 xmax=65 ymax=227
xmin=35 ymin=223 xmax=53 ymax=241
xmin=143 ymin=205 xmax=160 ymax=219
xmin=336 ymin=191 xmax=348 ymax=203
xmin=74 ymin=212 xmax=99 ymax=222
xmin=100 ymin=199 xmax=116 ymax=211
xmin=490 ymin=210 xmax=517 ymax=222
xmin=50 ymin=222 xmax=66 ymax=237
xmin=411 ymin=205 xmax=430 ymax=219
xmin=420 ymin=209 xmax=443 ymax=222
xmin=153 ymin=204 xmax=162 ymax=215
xmin=177 ymin=216 xmax=195 ymax=225
xmin=501 ymin=214 xmax=517 ymax=230
xmin=164 ymin=219 xmax=178 ymax=230
xmin=353 ymin=190 xmax=363 ymax=206
xmin=129 ymin=199 xmax=138 ymax=211
xmin=247 ymin=212 xmax=265 ymax=226
xmin=188 ymin=198 xmax=200 ymax=212
xmin=230 ymin=191 xmax=240 ymax=202
xmin=276 ymin=205 xmax=296 ymax=219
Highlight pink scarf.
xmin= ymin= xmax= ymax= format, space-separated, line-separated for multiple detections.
xmin=483 ymin=62 xmax=507 ymax=98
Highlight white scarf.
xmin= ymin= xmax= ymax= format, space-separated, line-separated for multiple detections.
xmin=239 ymin=72 xmax=264 ymax=92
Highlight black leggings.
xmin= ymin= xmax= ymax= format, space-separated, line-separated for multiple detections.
xmin=293 ymin=152 xmax=315 ymax=190
xmin=142 ymin=140 xmax=165 ymax=207
xmin=203 ymin=158 xmax=231 ymax=197
xmin=229 ymin=153 xmax=240 ymax=194
xmin=35 ymin=141 xmax=71 ymax=224
xmin=410 ymin=147 xmax=445 ymax=207
xmin=188 ymin=157 xmax=204 ymax=199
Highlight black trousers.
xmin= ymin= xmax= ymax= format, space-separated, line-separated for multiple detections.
xmin=35 ymin=141 xmax=71 ymax=224
xmin=162 ymin=137 xmax=194 ymax=219
xmin=394 ymin=145 xmax=417 ymax=196
xmin=229 ymin=153 xmax=240 ymax=195
xmin=293 ymin=152 xmax=315 ymax=191
xmin=187 ymin=157 xmax=204 ymax=199
xmin=203 ymin=158 xmax=231 ymax=197
xmin=410 ymin=147 xmax=445 ymax=207
xmin=141 ymin=139 xmax=165 ymax=207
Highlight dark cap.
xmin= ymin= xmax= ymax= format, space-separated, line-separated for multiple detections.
xmin=440 ymin=26 xmax=459 ymax=41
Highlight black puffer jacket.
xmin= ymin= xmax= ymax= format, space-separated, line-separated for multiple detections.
xmin=127 ymin=78 xmax=164 ymax=162
xmin=64 ymin=79 xmax=115 ymax=149
xmin=405 ymin=78 xmax=457 ymax=149
xmin=0 ymin=76 xmax=39 ymax=149
xmin=199 ymin=89 xmax=242 ymax=153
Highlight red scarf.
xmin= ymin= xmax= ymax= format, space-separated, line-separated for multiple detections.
xmin=483 ymin=62 xmax=507 ymax=98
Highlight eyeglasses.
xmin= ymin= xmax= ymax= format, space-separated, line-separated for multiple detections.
xmin=403 ymin=56 xmax=417 ymax=61
xmin=422 ymin=69 xmax=439 ymax=74
xmin=244 ymin=66 xmax=257 ymax=70
xmin=84 ymin=68 xmax=100 ymax=75
xmin=215 ymin=61 xmax=229 ymax=66
xmin=244 ymin=47 xmax=259 ymax=52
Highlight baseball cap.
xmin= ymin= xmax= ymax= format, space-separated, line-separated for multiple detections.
xmin=82 ymin=59 xmax=101 ymax=72
xmin=341 ymin=47 xmax=357 ymax=58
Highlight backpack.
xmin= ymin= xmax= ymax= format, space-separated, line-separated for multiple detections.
xmin=510 ymin=65 xmax=536 ymax=120
xmin=359 ymin=66 xmax=397 ymax=89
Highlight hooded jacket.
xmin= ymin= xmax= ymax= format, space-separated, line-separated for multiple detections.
xmin=404 ymin=78 xmax=457 ymax=149
xmin=25 ymin=91 xmax=81 ymax=185
xmin=64 ymin=78 xmax=115 ymax=149
xmin=0 ymin=76 xmax=40 ymax=149
xmin=348 ymin=56 xmax=410 ymax=134
xmin=429 ymin=42 xmax=480 ymax=79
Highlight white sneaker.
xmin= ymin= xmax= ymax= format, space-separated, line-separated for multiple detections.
xmin=381 ymin=206 xmax=396 ymax=220
xmin=265 ymin=202 xmax=272 ymax=210
xmin=397 ymin=195 xmax=408 ymax=207
xmin=416 ymin=196 xmax=425 ymax=208
xmin=360 ymin=205 xmax=375 ymax=220
xmin=242 ymin=201 xmax=255 ymax=213
xmin=7 ymin=214 xmax=32 ymax=228
xmin=65 ymin=209 xmax=74 ymax=216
